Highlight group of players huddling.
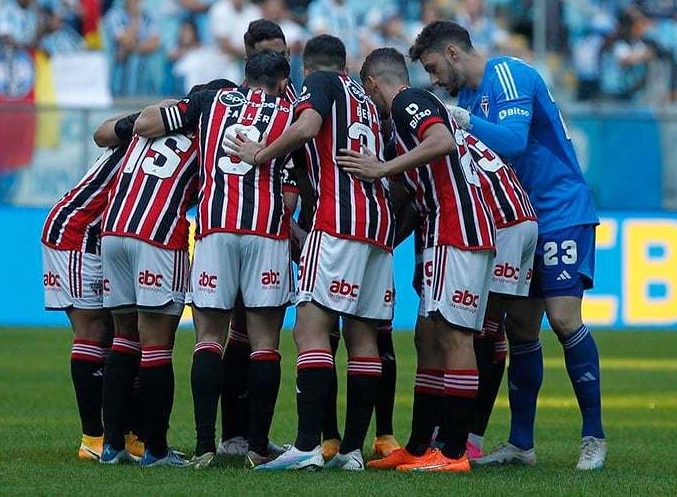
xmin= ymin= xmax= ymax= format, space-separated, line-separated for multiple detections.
xmin=41 ymin=17 xmax=607 ymax=472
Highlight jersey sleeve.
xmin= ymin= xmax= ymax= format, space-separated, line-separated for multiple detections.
xmin=391 ymin=88 xmax=445 ymax=142
xmin=161 ymin=90 xmax=215 ymax=134
xmin=295 ymin=72 xmax=336 ymax=120
xmin=467 ymin=60 xmax=535 ymax=159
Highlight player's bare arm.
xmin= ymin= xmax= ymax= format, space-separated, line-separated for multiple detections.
xmin=225 ymin=108 xmax=323 ymax=166
xmin=337 ymin=122 xmax=453 ymax=180
xmin=93 ymin=114 xmax=128 ymax=147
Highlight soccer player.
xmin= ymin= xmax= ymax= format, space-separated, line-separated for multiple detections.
xmin=410 ymin=21 xmax=606 ymax=469
xmin=134 ymin=51 xmax=295 ymax=468
xmin=98 ymin=87 xmax=211 ymax=465
xmin=218 ymin=18 xmax=300 ymax=457
xmin=226 ymin=35 xmax=395 ymax=471
xmin=41 ymin=141 xmax=131 ymax=461
xmin=337 ymin=47 xmax=495 ymax=472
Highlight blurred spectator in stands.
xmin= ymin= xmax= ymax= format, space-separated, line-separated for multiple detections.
xmin=176 ymin=0 xmax=216 ymax=42
xmin=104 ymin=0 xmax=162 ymax=96
xmin=307 ymin=0 xmax=359 ymax=63
xmin=0 ymin=0 xmax=39 ymax=49
xmin=455 ymin=0 xmax=509 ymax=56
xmin=36 ymin=0 xmax=83 ymax=34
xmin=260 ymin=0 xmax=306 ymax=86
xmin=209 ymin=0 xmax=261 ymax=82
xmin=644 ymin=6 xmax=677 ymax=101
xmin=39 ymin=7 xmax=85 ymax=55
xmin=408 ymin=0 xmax=440 ymax=88
xmin=599 ymin=8 xmax=656 ymax=101
xmin=570 ymin=12 xmax=614 ymax=100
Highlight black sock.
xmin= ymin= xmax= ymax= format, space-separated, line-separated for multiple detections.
xmin=192 ymin=341 xmax=224 ymax=456
xmin=295 ymin=350 xmax=334 ymax=451
xmin=70 ymin=339 xmax=105 ymax=437
xmin=248 ymin=350 xmax=282 ymax=454
xmin=440 ymin=370 xmax=478 ymax=459
xmin=103 ymin=337 xmax=141 ymax=450
xmin=140 ymin=345 xmax=174 ymax=457
xmin=127 ymin=373 xmax=143 ymax=441
xmin=221 ymin=332 xmax=251 ymax=441
xmin=341 ymin=357 xmax=382 ymax=454
xmin=405 ymin=369 xmax=443 ymax=456
xmin=375 ymin=323 xmax=396 ymax=437
xmin=322 ymin=327 xmax=341 ymax=441
xmin=470 ymin=334 xmax=499 ymax=437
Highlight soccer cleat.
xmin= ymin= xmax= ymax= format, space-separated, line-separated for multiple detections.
xmin=372 ymin=435 xmax=401 ymax=458
xmin=78 ymin=435 xmax=103 ymax=461
xmin=245 ymin=450 xmax=274 ymax=469
xmin=140 ymin=449 xmax=190 ymax=467
xmin=100 ymin=444 xmax=136 ymax=465
xmin=466 ymin=439 xmax=484 ymax=461
xmin=124 ymin=433 xmax=145 ymax=461
xmin=217 ymin=436 xmax=248 ymax=456
xmin=321 ymin=438 xmax=341 ymax=460
xmin=414 ymin=452 xmax=471 ymax=473
xmin=189 ymin=452 xmax=215 ymax=469
xmin=367 ymin=447 xmax=424 ymax=470
xmin=253 ymin=445 xmax=324 ymax=471
xmin=324 ymin=449 xmax=365 ymax=471
xmin=576 ymin=437 xmax=607 ymax=470
xmin=396 ymin=448 xmax=467 ymax=472
xmin=473 ymin=442 xmax=536 ymax=466
xmin=268 ymin=441 xmax=288 ymax=457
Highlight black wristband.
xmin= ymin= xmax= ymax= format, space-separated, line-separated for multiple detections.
xmin=114 ymin=112 xmax=140 ymax=142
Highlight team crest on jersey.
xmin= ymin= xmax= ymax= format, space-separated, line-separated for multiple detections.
xmin=480 ymin=95 xmax=490 ymax=117
xmin=219 ymin=90 xmax=247 ymax=107
xmin=345 ymin=79 xmax=367 ymax=103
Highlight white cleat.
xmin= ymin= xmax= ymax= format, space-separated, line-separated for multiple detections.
xmin=254 ymin=445 xmax=324 ymax=471
xmin=576 ymin=437 xmax=607 ymax=470
xmin=473 ymin=442 xmax=536 ymax=466
xmin=217 ymin=436 xmax=248 ymax=456
xmin=324 ymin=449 xmax=365 ymax=471
xmin=189 ymin=452 xmax=215 ymax=469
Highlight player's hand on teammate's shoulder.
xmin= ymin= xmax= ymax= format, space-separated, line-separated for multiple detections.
xmin=337 ymin=146 xmax=383 ymax=182
xmin=224 ymin=131 xmax=267 ymax=166
xmin=446 ymin=105 xmax=471 ymax=130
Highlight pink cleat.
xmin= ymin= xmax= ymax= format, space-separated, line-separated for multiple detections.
xmin=466 ymin=440 xmax=484 ymax=461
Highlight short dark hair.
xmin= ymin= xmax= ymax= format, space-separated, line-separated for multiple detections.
xmin=303 ymin=34 xmax=346 ymax=71
xmin=245 ymin=50 xmax=290 ymax=90
xmin=360 ymin=47 xmax=409 ymax=85
xmin=244 ymin=19 xmax=286 ymax=53
xmin=409 ymin=21 xmax=473 ymax=61
xmin=187 ymin=78 xmax=235 ymax=96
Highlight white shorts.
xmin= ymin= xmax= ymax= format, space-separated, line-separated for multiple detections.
xmin=491 ymin=220 xmax=538 ymax=297
xmin=42 ymin=246 xmax=104 ymax=310
xmin=101 ymin=236 xmax=189 ymax=316
xmin=190 ymin=233 xmax=292 ymax=310
xmin=422 ymin=245 xmax=494 ymax=332
xmin=296 ymin=231 xmax=394 ymax=321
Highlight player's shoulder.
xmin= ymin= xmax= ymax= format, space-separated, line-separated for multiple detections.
xmin=392 ymin=87 xmax=438 ymax=115
xmin=487 ymin=56 xmax=539 ymax=97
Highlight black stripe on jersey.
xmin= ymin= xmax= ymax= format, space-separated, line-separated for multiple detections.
xmin=85 ymin=224 xmax=101 ymax=254
xmin=487 ymin=171 xmax=517 ymax=224
xmin=154 ymin=162 xmax=197 ymax=243
xmin=104 ymin=171 xmax=134 ymax=232
xmin=334 ymin=93 xmax=352 ymax=234
xmin=269 ymin=158 xmax=284 ymax=234
xmin=126 ymin=175 xmax=160 ymax=233
xmin=448 ymin=158 xmax=479 ymax=246
xmin=240 ymin=171 xmax=256 ymax=230
xmin=508 ymin=167 xmax=533 ymax=217
xmin=48 ymin=147 xmax=126 ymax=245
xmin=364 ymin=184 xmax=378 ymax=240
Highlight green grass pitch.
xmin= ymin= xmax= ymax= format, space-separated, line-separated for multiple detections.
xmin=1 ymin=328 xmax=676 ymax=496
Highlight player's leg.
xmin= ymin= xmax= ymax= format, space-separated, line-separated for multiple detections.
xmin=189 ymin=234 xmax=237 ymax=463
xmin=541 ymin=224 xmax=605 ymax=469
xmin=219 ymin=295 xmax=251 ymax=456
xmin=321 ymin=317 xmax=342 ymax=460
xmin=66 ymin=307 xmax=112 ymax=460
xmin=468 ymin=293 xmax=506 ymax=458
xmin=373 ymin=320 xmax=400 ymax=457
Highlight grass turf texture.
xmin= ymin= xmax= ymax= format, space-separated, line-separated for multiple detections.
xmin=1 ymin=329 xmax=676 ymax=496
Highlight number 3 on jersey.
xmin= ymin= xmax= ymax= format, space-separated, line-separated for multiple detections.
xmin=219 ymin=124 xmax=261 ymax=175
xmin=348 ymin=122 xmax=376 ymax=155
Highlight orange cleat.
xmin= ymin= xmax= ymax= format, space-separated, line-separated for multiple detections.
xmin=396 ymin=449 xmax=471 ymax=473
xmin=367 ymin=447 xmax=427 ymax=470
xmin=78 ymin=435 xmax=103 ymax=461
xmin=372 ymin=435 xmax=401 ymax=458
xmin=321 ymin=438 xmax=341 ymax=461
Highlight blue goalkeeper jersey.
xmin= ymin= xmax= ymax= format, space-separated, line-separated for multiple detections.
xmin=457 ymin=56 xmax=598 ymax=234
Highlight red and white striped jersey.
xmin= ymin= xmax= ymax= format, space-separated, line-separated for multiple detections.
xmin=42 ymin=147 xmax=126 ymax=254
xmin=295 ymin=71 xmax=394 ymax=251
xmin=163 ymin=86 xmax=294 ymax=240
xmin=464 ymin=132 xmax=537 ymax=229
xmin=102 ymin=133 xmax=199 ymax=250
xmin=391 ymin=87 xmax=495 ymax=251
